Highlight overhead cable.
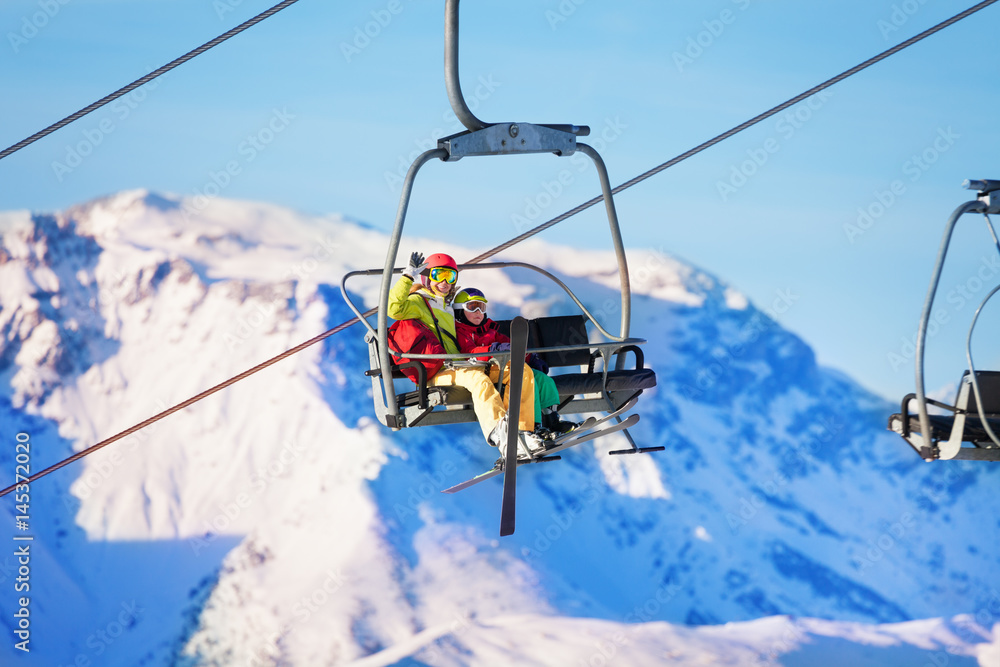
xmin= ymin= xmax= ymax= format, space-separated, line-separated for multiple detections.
xmin=468 ymin=0 xmax=1000 ymax=264
xmin=0 ymin=0 xmax=302 ymax=161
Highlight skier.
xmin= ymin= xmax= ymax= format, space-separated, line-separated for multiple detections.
xmin=452 ymin=287 xmax=578 ymax=439
xmin=388 ymin=252 xmax=544 ymax=457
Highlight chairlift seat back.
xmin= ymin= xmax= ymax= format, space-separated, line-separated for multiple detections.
xmin=495 ymin=315 xmax=657 ymax=410
xmin=959 ymin=370 xmax=1000 ymax=415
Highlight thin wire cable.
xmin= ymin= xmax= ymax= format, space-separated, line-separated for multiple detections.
xmin=2 ymin=0 xmax=996 ymax=497
xmin=0 ymin=0 xmax=302 ymax=161
xmin=0 ymin=307 xmax=376 ymax=497
xmin=467 ymin=0 xmax=999 ymax=264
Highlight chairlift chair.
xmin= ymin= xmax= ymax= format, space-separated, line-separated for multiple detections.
xmin=888 ymin=179 xmax=1000 ymax=461
xmin=339 ymin=0 xmax=659 ymax=456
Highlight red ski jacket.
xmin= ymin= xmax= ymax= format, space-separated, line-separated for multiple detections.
xmin=457 ymin=317 xmax=550 ymax=373
xmin=456 ymin=317 xmax=508 ymax=358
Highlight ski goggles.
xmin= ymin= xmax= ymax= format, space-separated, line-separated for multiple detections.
xmin=461 ymin=301 xmax=487 ymax=313
xmin=428 ymin=266 xmax=458 ymax=284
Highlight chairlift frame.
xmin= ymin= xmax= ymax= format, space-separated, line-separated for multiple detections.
xmin=339 ymin=0 xmax=657 ymax=445
xmin=889 ymin=179 xmax=1000 ymax=461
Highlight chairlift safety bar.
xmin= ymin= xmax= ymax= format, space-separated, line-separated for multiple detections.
xmin=341 ymin=261 xmax=637 ymax=343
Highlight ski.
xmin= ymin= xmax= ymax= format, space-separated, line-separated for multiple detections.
xmin=499 ymin=316 xmax=529 ymax=536
xmin=549 ymin=415 xmax=597 ymax=441
xmin=438 ymin=454 xmax=558 ymax=495
xmin=549 ymin=395 xmax=639 ymax=447
xmin=442 ymin=414 xmax=640 ymax=494
xmin=535 ymin=413 xmax=639 ymax=459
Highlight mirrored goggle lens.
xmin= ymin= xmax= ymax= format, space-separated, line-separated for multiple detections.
xmin=463 ymin=301 xmax=486 ymax=313
xmin=429 ymin=267 xmax=457 ymax=284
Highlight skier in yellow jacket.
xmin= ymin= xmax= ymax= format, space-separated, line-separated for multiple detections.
xmin=388 ymin=251 xmax=543 ymax=457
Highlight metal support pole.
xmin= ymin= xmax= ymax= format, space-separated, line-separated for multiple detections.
xmin=444 ymin=0 xmax=488 ymax=132
xmin=914 ymin=199 xmax=987 ymax=455
xmin=377 ymin=148 xmax=449 ymax=428
xmin=577 ymin=143 xmax=631 ymax=341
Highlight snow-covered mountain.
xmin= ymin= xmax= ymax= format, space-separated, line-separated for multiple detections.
xmin=0 ymin=190 xmax=997 ymax=666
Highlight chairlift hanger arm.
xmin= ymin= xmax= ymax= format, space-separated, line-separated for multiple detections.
xmin=444 ymin=0 xmax=487 ymax=133
xmin=913 ymin=180 xmax=997 ymax=456
xmin=443 ymin=0 xmax=590 ymax=139
xmin=376 ymin=147 xmax=449 ymax=426
xmin=443 ymin=0 xmax=588 ymax=152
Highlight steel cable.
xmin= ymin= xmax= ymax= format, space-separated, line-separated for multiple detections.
xmin=468 ymin=0 xmax=999 ymax=264
xmin=0 ymin=0 xmax=302 ymax=161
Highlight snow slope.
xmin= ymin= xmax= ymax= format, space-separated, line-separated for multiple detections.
xmin=0 ymin=190 xmax=997 ymax=666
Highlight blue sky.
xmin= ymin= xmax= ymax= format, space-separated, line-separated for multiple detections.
xmin=2 ymin=0 xmax=1000 ymax=403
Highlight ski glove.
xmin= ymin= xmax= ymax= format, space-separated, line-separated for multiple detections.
xmin=488 ymin=342 xmax=511 ymax=353
xmin=527 ymin=353 xmax=549 ymax=374
xmin=403 ymin=252 xmax=427 ymax=280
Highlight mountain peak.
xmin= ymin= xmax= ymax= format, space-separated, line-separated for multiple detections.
xmin=1 ymin=191 xmax=997 ymax=665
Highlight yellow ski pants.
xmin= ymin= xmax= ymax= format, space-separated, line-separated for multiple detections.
xmin=429 ymin=363 xmax=535 ymax=440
